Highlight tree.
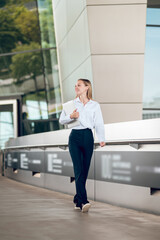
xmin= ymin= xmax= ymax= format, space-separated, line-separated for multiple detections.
xmin=10 ymin=42 xmax=42 ymax=85
xmin=14 ymin=6 xmax=41 ymax=44
xmin=0 ymin=8 xmax=24 ymax=54
xmin=0 ymin=3 xmax=41 ymax=54
xmin=0 ymin=4 xmax=39 ymax=78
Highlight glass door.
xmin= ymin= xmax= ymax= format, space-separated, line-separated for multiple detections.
xmin=0 ymin=100 xmax=18 ymax=149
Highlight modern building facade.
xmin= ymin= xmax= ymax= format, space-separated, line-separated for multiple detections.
xmin=0 ymin=0 xmax=160 ymax=145
xmin=53 ymin=0 xmax=146 ymax=124
xmin=1 ymin=0 xmax=160 ymax=215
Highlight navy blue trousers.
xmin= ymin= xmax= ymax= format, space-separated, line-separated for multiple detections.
xmin=69 ymin=128 xmax=94 ymax=207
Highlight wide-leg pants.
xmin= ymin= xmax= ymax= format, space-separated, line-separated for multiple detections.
xmin=69 ymin=128 xmax=94 ymax=207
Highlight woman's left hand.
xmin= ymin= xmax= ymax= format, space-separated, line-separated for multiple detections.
xmin=100 ymin=142 xmax=105 ymax=147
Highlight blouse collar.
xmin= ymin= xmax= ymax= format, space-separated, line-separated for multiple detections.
xmin=75 ymin=97 xmax=93 ymax=104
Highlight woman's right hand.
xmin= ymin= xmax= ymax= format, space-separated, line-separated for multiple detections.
xmin=70 ymin=109 xmax=79 ymax=119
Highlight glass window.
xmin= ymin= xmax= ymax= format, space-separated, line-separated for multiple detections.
xmin=47 ymin=88 xmax=62 ymax=125
xmin=42 ymin=49 xmax=59 ymax=89
xmin=146 ymin=8 xmax=160 ymax=25
xmin=143 ymin=5 xmax=160 ymax=119
xmin=0 ymin=0 xmax=41 ymax=55
xmin=37 ymin=0 xmax=56 ymax=48
xmin=0 ymin=0 xmax=63 ymax=136
xmin=143 ymin=27 xmax=160 ymax=107
xmin=0 ymin=50 xmax=45 ymax=95
xmin=42 ymin=49 xmax=62 ymax=120
xmin=22 ymin=91 xmax=48 ymax=120
xmin=22 ymin=91 xmax=61 ymax=135
xmin=0 ymin=104 xmax=14 ymax=149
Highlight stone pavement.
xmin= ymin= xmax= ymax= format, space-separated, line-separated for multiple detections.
xmin=0 ymin=176 xmax=160 ymax=240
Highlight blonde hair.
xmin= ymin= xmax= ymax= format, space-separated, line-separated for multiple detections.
xmin=77 ymin=79 xmax=92 ymax=100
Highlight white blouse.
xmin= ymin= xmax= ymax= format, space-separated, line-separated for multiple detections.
xmin=59 ymin=97 xmax=105 ymax=142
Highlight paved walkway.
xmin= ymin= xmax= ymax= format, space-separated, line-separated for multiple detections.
xmin=0 ymin=176 xmax=160 ymax=240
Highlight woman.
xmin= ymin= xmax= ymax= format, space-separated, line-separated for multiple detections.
xmin=59 ymin=79 xmax=105 ymax=213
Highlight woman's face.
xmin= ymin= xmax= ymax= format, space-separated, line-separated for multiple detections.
xmin=75 ymin=80 xmax=88 ymax=96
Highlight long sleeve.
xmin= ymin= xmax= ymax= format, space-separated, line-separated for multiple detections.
xmin=94 ymin=104 xmax=105 ymax=142
xmin=59 ymin=109 xmax=73 ymax=125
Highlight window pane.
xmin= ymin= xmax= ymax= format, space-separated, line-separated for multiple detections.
xmin=0 ymin=51 xmax=45 ymax=96
xmin=22 ymin=91 xmax=62 ymax=135
xmin=37 ymin=0 xmax=56 ymax=48
xmin=0 ymin=0 xmax=41 ymax=55
xmin=143 ymin=27 xmax=160 ymax=108
xmin=0 ymin=0 xmax=63 ymax=136
xmin=143 ymin=3 xmax=160 ymax=120
xmin=22 ymin=91 xmax=48 ymax=120
xmin=42 ymin=49 xmax=62 ymax=118
xmin=0 ymin=105 xmax=14 ymax=149
xmin=43 ymin=49 xmax=59 ymax=89
xmin=147 ymin=8 xmax=160 ymax=25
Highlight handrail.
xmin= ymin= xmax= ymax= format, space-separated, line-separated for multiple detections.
xmin=2 ymin=144 xmax=68 ymax=151
xmin=2 ymin=138 xmax=160 ymax=151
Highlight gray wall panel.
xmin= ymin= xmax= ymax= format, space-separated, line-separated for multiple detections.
xmin=5 ymin=148 xmax=160 ymax=189
xmin=94 ymin=180 xmax=160 ymax=215
xmin=95 ymin=151 xmax=160 ymax=188
xmin=5 ymin=168 xmax=45 ymax=188
xmin=44 ymin=173 xmax=75 ymax=195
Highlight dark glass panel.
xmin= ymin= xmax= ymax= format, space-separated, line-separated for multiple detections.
xmin=22 ymin=91 xmax=61 ymax=135
xmin=22 ymin=117 xmax=62 ymax=135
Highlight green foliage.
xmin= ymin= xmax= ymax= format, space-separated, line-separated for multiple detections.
xmin=0 ymin=55 xmax=12 ymax=79
xmin=10 ymin=42 xmax=43 ymax=84
xmin=0 ymin=0 xmax=56 ymax=53
xmin=0 ymin=7 xmax=24 ymax=54
xmin=0 ymin=0 xmax=58 ymax=105
xmin=0 ymin=3 xmax=40 ymax=54
xmin=14 ymin=7 xmax=41 ymax=44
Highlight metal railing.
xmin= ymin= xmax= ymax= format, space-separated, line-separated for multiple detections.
xmin=2 ymin=138 xmax=160 ymax=151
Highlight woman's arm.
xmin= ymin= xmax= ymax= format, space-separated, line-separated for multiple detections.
xmin=59 ymin=109 xmax=79 ymax=125
xmin=94 ymin=103 xmax=106 ymax=146
xmin=59 ymin=110 xmax=73 ymax=125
